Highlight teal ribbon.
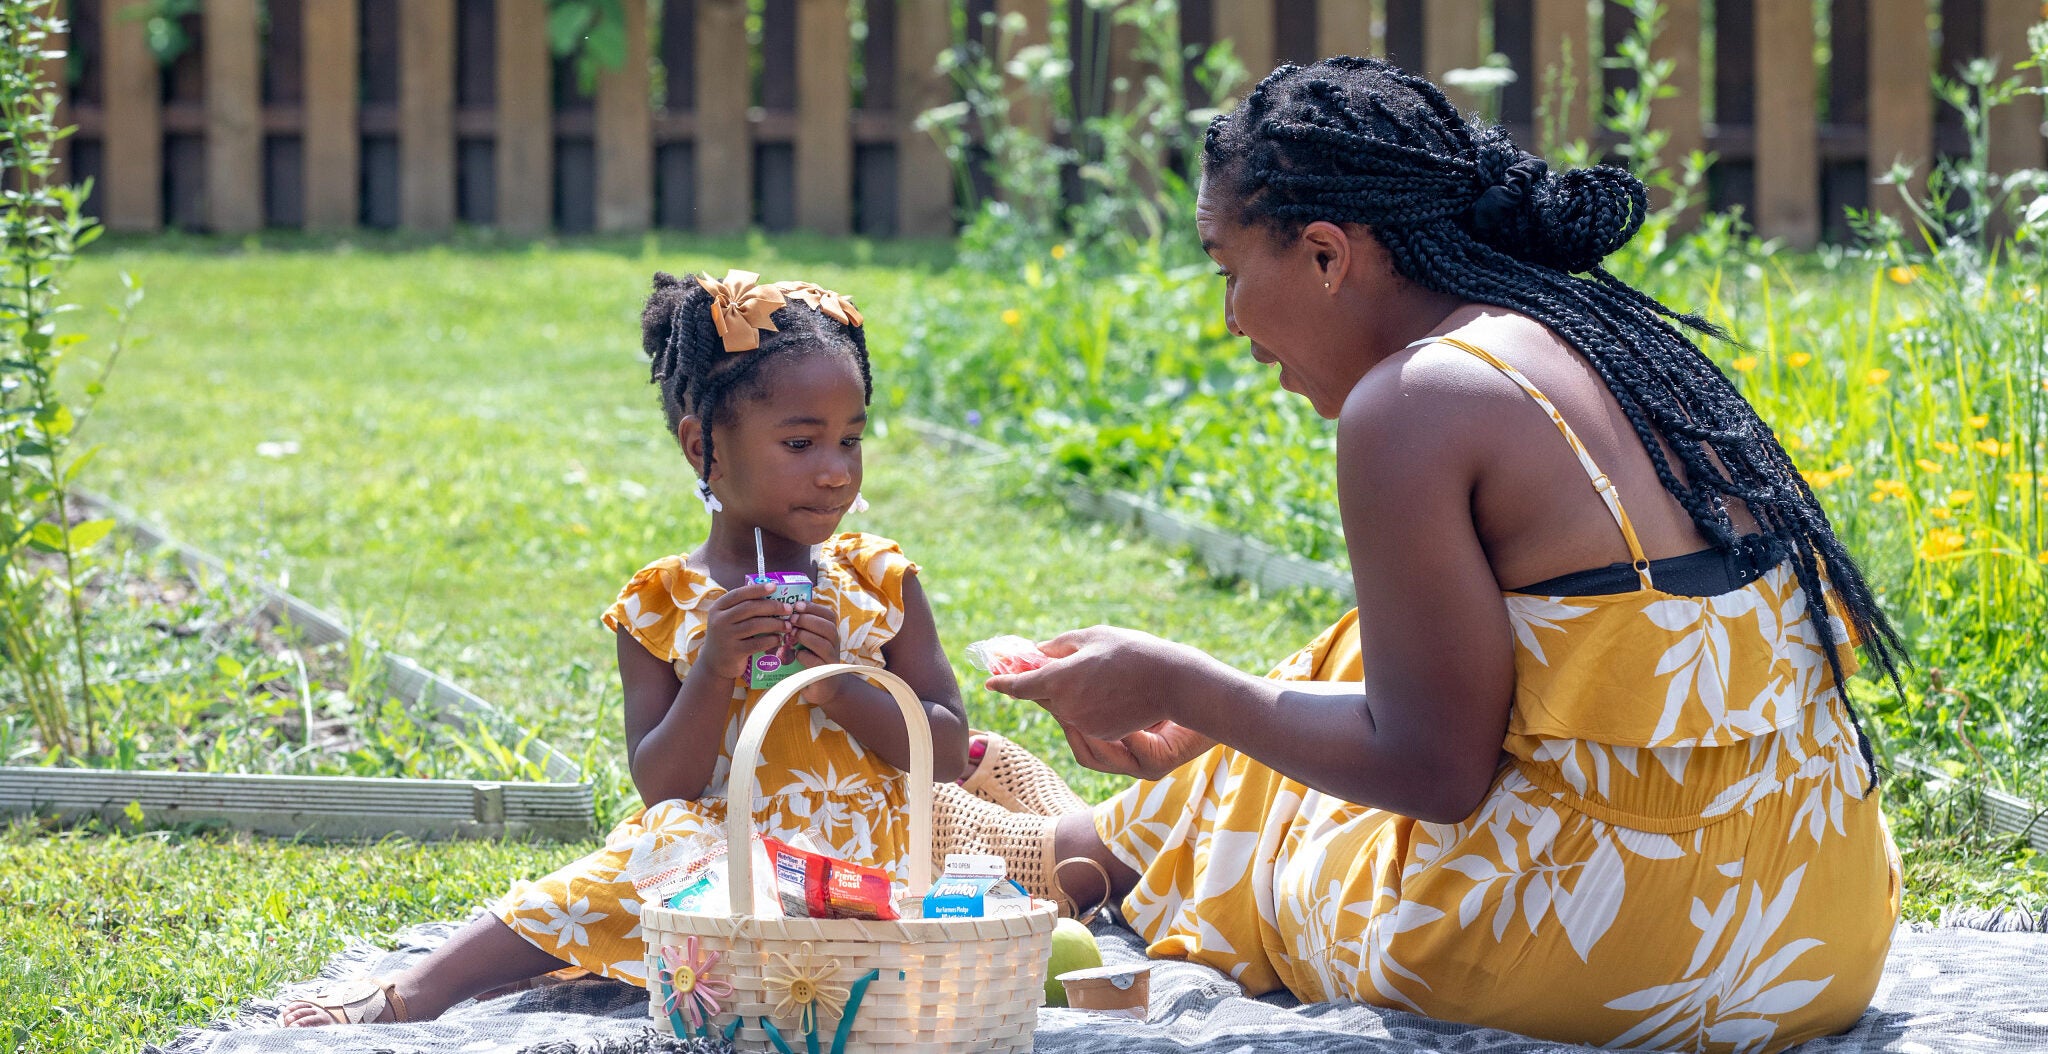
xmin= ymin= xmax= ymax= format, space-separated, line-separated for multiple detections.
xmin=827 ymin=970 xmax=884 ymax=1054
xmin=758 ymin=1017 xmax=798 ymax=1054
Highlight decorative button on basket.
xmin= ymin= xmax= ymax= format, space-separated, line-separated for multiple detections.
xmin=641 ymin=663 xmax=1058 ymax=1053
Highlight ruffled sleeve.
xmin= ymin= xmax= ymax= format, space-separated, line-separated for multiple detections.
xmin=601 ymin=555 xmax=717 ymax=663
xmin=818 ymin=533 xmax=920 ymax=665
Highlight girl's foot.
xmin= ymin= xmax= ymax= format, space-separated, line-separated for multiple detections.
xmin=279 ymin=978 xmax=409 ymax=1026
xmin=959 ymin=731 xmax=1089 ymax=817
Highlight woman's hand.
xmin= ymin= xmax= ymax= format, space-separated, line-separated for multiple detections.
xmin=1061 ymin=721 xmax=1217 ymax=781
xmin=696 ymin=581 xmax=792 ymax=681
xmin=984 ymin=625 xmax=1220 ymax=741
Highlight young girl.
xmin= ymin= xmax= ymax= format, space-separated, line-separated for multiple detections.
xmin=282 ymin=269 xmax=1083 ymax=1027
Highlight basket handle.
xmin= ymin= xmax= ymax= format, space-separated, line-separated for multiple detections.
xmin=724 ymin=663 xmax=934 ymax=917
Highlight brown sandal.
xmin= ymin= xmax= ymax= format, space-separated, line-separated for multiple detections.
xmin=285 ymin=977 xmax=409 ymax=1025
xmin=961 ymin=731 xmax=1088 ymax=817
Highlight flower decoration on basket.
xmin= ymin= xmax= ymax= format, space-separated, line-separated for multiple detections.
xmin=659 ymin=936 xmax=735 ymax=1037
xmin=765 ymin=941 xmax=853 ymax=1036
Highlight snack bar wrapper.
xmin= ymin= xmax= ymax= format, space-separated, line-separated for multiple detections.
xmin=965 ymin=635 xmax=1052 ymax=676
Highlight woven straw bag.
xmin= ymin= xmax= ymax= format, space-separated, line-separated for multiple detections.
xmin=642 ymin=663 xmax=1058 ymax=1053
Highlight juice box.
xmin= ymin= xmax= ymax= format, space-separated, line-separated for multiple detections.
xmin=746 ymin=571 xmax=814 ymax=689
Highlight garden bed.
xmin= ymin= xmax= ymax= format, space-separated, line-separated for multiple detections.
xmin=1 ymin=491 xmax=592 ymax=840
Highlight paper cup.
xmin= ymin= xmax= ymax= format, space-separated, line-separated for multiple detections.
xmin=1054 ymin=963 xmax=1152 ymax=1018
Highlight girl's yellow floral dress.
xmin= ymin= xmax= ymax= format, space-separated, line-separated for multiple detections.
xmin=1093 ymin=340 xmax=1901 ymax=1054
xmin=495 ymin=532 xmax=920 ymax=986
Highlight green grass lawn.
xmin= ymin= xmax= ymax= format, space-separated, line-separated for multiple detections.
xmin=8 ymin=232 xmax=2042 ymax=1054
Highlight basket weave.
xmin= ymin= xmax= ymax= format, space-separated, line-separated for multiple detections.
xmin=642 ymin=663 xmax=1057 ymax=1053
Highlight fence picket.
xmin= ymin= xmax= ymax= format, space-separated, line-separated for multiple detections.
xmin=206 ymin=0 xmax=263 ymax=233
xmin=1650 ymin=0 xmax=1703 ymax=219
xmin=301 ymin=0 xmax=356 ymax=228
xmin=1754 ymin=0 xmax=1820 ymax=247
xmin=596 ymin=0 xmax=652 ymax=231
xmin=495 ymin=0 xmax=550 ymax=234
xmin=896 ymin=0 xmax=952 ymax=237
xmin=1315 ymin=0 xmax=1376 ymax=61
xmin=99 ymin=0 xmax=159 ymax=231
xmin=1531 ymin=0 xmax=1590 ymax=148
xmin=1986 ymin=0 xmax=2047 ymax=176
xmin=1214 ymin=0 xmax=1276 ymax=86
xmin=1423 ymin=0 xmax=1482 ymax=111
xmin=400 ymin=0 xmax=457 ymax=230
xmin=796 ymin=0 xmax=853 ymax=234
xmin=1868 ymin=0 xmax=1932 ymax=223
xmin=695 ymin=0 xmax=751 ymax=233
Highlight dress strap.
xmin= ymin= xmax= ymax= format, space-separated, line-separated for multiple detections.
xmin=1410 ymin=336 xmax=1655 ymax=590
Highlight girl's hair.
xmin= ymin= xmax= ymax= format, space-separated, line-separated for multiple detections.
xmin=1204 ymin=57 xmax=1904 ymax=778
xmin=639 ymin=272 xmax=874 ymax=479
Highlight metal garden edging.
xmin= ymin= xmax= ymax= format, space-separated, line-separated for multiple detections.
xmin=1 ymin=490 xmax=594 ymax=841
xmin=905 ymin=419 xmax=2048 ymax=853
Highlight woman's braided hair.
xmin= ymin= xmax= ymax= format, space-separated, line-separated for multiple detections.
xmin=639 ymin=272 xmax=873 ymax=480
xmin=1206 ymin=57 xmax=1904 ymax=780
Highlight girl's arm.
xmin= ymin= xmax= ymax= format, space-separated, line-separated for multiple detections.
xmin=622 ymin=581 xmax=791 ymax=805
xmin=791 ymin=574 xmax=970 ymax=782
xmin=990 ymin=360 xmax=1516 ymax=824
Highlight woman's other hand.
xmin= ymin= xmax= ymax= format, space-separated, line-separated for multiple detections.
xmin=1062 ymin=721 xmax=1217 ymax=780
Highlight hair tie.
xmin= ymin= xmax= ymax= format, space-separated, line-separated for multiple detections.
xmin=773 ymin=280 xmax=865 ymax=328
xmin=695 ymin=269 xmax=788 ymax=352
xmin=1470 ymin=155 xmax=1548 ymax=233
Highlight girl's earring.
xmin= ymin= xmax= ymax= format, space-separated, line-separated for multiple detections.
xmin=697 ymin=478 xmax=724 ymax=514
xmin=851 ymin=492 xmax=870 ymax=514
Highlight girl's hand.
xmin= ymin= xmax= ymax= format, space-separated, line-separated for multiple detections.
xmin=697 ymin=581 xmax=793 ymax=680
xmin=984 ymin=625 xmax=1216 ymax=741
xmin=1061 ymin=720 xmax=1216 ymax=781
xmin=786 ymin=601 xmax=847 ymax=698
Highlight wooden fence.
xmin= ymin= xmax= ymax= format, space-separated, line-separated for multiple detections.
xmin=48 ymin=1 xmax=2048 ymax=246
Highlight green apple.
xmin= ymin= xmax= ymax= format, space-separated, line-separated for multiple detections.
xmin=1044 ymin=918 xmax=1102 ymax=1006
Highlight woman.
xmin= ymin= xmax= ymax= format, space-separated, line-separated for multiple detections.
xmin=950 ymin=57 xmax=1904 ymax=1054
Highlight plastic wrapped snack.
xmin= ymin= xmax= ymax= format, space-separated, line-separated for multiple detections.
xmin=965 ymin=635 xmax=1052 ymax=676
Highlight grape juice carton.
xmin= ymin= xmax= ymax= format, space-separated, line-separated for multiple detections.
xmin=746 ymin=571 xmax=814 ymax=689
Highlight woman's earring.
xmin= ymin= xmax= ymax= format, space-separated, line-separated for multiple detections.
xmin=697 ymin=478 xmax=724 ymax=514
xmin=851 ymin=492 xmax=870 ymax=514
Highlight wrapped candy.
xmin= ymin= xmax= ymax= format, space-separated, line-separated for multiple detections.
xmin=965 ymin=635 xmax=1052 ymax=676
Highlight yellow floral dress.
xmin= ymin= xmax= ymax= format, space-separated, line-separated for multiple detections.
xmin=1093 ymin=340 xmax=1901 ymax=1054
xmin=495 ymin=533 xmax=921 ymax=986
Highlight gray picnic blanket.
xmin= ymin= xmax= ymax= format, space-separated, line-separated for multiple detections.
xmin=148 ymin=908 xmax=2048 ymax=1054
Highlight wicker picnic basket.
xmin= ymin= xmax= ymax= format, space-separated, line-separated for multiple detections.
xmin=641 ymin=663 xmax=1058 ymax=1054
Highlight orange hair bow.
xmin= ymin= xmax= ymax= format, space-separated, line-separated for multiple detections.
xmin=774 ymin=280 xmax=865 ymax=328
xmin=696 ymin=269 xmax=789 ymax=352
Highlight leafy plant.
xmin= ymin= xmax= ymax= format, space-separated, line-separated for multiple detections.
xmin=0 ymin=0 xmax=140 ymax=759
xmin=548 ymin=0 xmax=629 ymax=95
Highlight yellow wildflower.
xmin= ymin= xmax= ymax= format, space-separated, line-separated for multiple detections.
xmin=1802 ymin=464 xmax=1853 ymax=489
xmin=2038 ymin=550 xmax=2048 ymax=565
xmin=1731 ymin=355 xmax=1759 ymax=373
xmin=1970 ymin=529 xmax=1991 ymax=541
xmin=1948 ymin=490 xmax=1976 ymax=506
xmin=1929 ymin=506 xmax=1953 ymax=519
xmin=1967 ymin=414 xmax=1990 ymax=430
xmin=1917 ymin=528 xmax=1965 ymax=559
xmin=1915 ymin=458 xmax=1943 ymax=474
xmin=1051 ymin=244 xmax=1068 ymax=260
xmin=1888 ymin=266 xmax=1917 ymax=285
xmin=1865 ymin=368 xmax=1892 ymax=386
xmin=1788 ymin=351 xmax=1813 ymax=368
xmin=1785 ymin=434 xmax=1805 ymax=450
xmin=1932 ymin=441 xmax=1959 ymax=455
xmin=1001 ymin=308 xmax=1022 ymax=327
xmin=2011 ymin=472 xmax=2038 ymax=488
xmin=1973 ymin=438 xmax=2012 ymax=458
xmin=1873 ymin=479 xmax=1910 ymax=500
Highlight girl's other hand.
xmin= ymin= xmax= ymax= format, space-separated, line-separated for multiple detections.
xmin=984 ymin=625 xmax=1213 ymax=741
xmin=1061 ymin=720 xmax=1216 ymax=781
xmin=786 ymin=603 xmax=846 ymax=694
xmin=698 ymin=581 xmax=792 ymax=680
